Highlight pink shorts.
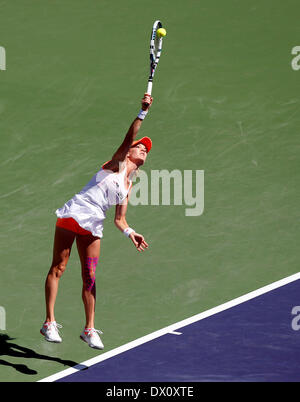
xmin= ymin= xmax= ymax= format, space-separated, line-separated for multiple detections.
xmin=56 ymin=217 xmax=92 ymax=235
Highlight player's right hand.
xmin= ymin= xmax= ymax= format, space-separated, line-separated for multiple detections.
xmin=141 ymin=94 xmax=153 ymax=111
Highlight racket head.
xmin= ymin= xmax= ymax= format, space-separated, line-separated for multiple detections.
xmin=149 ymin=20 xmax=163 ymax=80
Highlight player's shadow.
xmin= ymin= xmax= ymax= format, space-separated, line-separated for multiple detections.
xmin=0 ymin=333 xmax=81 ymax=376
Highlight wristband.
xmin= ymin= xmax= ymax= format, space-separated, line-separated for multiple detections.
xmin=123 ymin=227 xmax=135 ymax=237
xmin=137 ymin=109 xmax=148 ymax=120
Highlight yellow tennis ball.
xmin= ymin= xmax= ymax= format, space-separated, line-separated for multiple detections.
xmin=157 ymin=28 xmax=167 ymax=37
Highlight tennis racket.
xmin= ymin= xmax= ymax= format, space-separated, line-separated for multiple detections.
xmin=144 ymin=20 xmax=164 ymax=106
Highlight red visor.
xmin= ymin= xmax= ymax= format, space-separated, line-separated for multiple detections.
xmin=131 ymin=136 xmax=152 ymax=153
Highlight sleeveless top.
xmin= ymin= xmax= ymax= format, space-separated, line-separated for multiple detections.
xmin=55 ymin=162 xmax=132 ymax=238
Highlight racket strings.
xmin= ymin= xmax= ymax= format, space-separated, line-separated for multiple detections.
xmin=147 ymin=20 xmax=164 ymax=93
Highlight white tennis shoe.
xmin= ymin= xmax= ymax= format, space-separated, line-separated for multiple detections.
xmin=40 ymin=321 xmax=62 ymax=343
xmin=80 ymin=328 xmax=104 ymax=350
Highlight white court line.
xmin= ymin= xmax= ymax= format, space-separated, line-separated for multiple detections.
xmin=38 ymin=271 xmax=300 ymax=382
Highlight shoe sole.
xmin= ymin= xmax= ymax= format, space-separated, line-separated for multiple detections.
xmin=40 ymin=329 xmax=62 ymax=343
xmin=80 ymin=335 xmax=104 ymax=350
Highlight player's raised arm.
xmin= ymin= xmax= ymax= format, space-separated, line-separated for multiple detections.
xmin=110 ymin=94 xmax=153 ymax=163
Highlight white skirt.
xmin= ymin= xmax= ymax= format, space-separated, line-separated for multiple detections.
xmin=55 ymin=194 xmax=105 ymax=238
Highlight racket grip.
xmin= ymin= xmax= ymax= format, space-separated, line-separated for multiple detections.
xmin=146 ymin=81 xmax=152 ymax=97
xmin=144 ymin=82 xmax=152 ymax=107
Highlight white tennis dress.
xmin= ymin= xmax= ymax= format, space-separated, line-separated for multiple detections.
xmin=55 ymin=162 xmax=132 ymax=238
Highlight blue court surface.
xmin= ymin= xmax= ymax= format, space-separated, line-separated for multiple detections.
xmin=40 ymin=274 xmax=300 ymax=382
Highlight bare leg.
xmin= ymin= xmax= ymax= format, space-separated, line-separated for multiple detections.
xmin=45 ymin=226 xmax=76 ymax=322
xmin=76 ymin=234 xmax=100 ymax=329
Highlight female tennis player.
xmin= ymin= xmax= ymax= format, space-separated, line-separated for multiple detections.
xmin=40 ymin=94 xmax=153 ymax=349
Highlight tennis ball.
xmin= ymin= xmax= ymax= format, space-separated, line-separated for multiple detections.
xmin=157 ymin=28 xmax=167 ymax=37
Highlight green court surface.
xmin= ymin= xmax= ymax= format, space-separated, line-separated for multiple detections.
xmin=0 ymin=0 xmax=299 ymax=382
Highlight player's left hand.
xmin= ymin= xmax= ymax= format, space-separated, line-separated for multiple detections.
xmin=129 ymin=232 xmax=149 ymax=252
